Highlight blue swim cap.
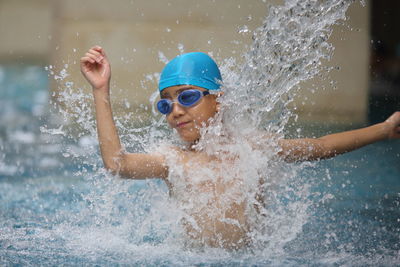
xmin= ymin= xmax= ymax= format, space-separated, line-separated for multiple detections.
xmin=158 ymin=52 xmax=222 ymax=92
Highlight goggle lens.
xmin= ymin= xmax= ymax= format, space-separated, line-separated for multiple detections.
xmin=157 ymin=99 xmax=172 ymax=115
xmin=178 ymin=90 xmax=202 ymax=106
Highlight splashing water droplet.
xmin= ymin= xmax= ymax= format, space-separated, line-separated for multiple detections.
xmin=11 ymin=1 xmax=379 ymax=264
xmin=158 ymin=51 xmax=169 ymax=64
xmin=177 ymin=43 xmax=185 ymax=53
xmin=238 ymin=25 xmax=250 ymax=34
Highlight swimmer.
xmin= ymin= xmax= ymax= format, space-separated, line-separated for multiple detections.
xmin=80 ymin=45 xmax=400 ymax=250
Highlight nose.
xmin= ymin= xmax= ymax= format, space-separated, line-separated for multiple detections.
xmin=169 ymin=101 xmax=185 ymax=118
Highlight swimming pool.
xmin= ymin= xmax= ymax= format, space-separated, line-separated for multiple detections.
xmin=1 ymin=64 xmax=399 ymax=266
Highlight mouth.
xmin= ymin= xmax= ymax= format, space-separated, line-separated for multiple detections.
xmin=176 ymin=121 xmax=191 ymax=128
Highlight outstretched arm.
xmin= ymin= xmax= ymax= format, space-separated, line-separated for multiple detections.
xmin=80 ymin=46 xmax=168 ymax=179
xmin=278 ymin=112 xmax=400 ymax=162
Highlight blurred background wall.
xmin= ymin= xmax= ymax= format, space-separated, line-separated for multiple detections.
xmin=1 ymin=0 xmax=397 ymax=125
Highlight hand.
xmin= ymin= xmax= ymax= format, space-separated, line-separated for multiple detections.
xmin=385 ymin=111 xmax=400 ymax=139
xmin=80 ymin=46 xmax=111 ymax=92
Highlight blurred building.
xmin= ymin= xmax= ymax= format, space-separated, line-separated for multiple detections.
xmin=0 ymin=0 xmax=385 ymax=124
xmin=369 ymin=1 xmax=400 ymax=123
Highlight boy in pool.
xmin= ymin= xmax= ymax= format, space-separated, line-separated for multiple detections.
xmin=80 ymin=45 xmax=400 ymax=249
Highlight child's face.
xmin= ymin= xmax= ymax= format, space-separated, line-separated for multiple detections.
xmin=160 ymin=85 xmax=219 ymax=143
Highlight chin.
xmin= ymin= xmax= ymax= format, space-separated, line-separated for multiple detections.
xmin=178 ymin=131 xmax=200 ymax=143
xmin=180 ymin=135 xmax=200 ymax=144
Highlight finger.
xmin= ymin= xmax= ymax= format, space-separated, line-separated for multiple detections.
xmin=93 ymin=45 xmax=102 ymax=51
xmin=81 ymin=56 xmax=95 ymax=64
xmin=93 ymin=45 xmax=107 ymax=57
xmin=88 ymin=48 xmax=101 ymax=56
xmin=88 ymin=50 xmax=104 ymax=63
xmin=85 ymin=52 xmax=103 ymax=64
xmin=88 ymin=49 xmax=103 ymax=59
xmin=85 ymin=52 xmax=100 ymax=63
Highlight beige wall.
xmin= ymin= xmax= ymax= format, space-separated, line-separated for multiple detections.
xmin=0 ymin=0 xmax=52 ymax=63
xmin=51 ymin=0 xmax=275 ymax=113
xmin=0 ymin=0 xmax=370 ymax=124
xmin=294 ymin=2 xmax=370 ymax=123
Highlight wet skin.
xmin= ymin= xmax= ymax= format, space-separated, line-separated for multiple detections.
xmin=81 ymin=46 xmax=400 ymax=250
xmin=160 ymin=85 xmax=251 ymax=249
xmin=160 ymin=85 xmax=220 ymax=144
xmin=175 ymin=149 xmax=251 ymax=249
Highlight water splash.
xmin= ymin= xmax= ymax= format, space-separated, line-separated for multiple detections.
xmin=4 ymin=0 xmax=398 ymax=265
xmin=54 ymin=0 xmax=350 ymax=256
xmin=188 ymin=0 xmax=355 ymax=252
xmin=221 ymin=0 xmax=353 ymax=135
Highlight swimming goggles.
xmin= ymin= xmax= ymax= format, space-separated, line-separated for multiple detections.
xmin=157 ymin=89 xmax=210 ymax=115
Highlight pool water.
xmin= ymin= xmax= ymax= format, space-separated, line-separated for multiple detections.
xmin=1 ymin=64 xmax=399 ymax=266
xmin=2 ymin=0 xmax=400 ymax=264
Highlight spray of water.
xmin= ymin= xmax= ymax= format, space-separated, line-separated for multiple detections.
xmin=61 ymin=0 xmax=350 ymax=255
xmin=189 ymin=0 xmax=355 ymax=253
xmin=6 ymin=0 xmax=392 ymax=265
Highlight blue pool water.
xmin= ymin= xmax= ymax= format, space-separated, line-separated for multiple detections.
xmin=1 ymin=0 xmax=400 ymax=264
xmin=1 ymin=64 xmax=399 ymax=266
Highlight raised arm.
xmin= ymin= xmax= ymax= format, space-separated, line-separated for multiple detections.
xmin=278 ymin=112 xmax=400 ymax=162
xmin=80 ymin=46 xmax=168 ymax=179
